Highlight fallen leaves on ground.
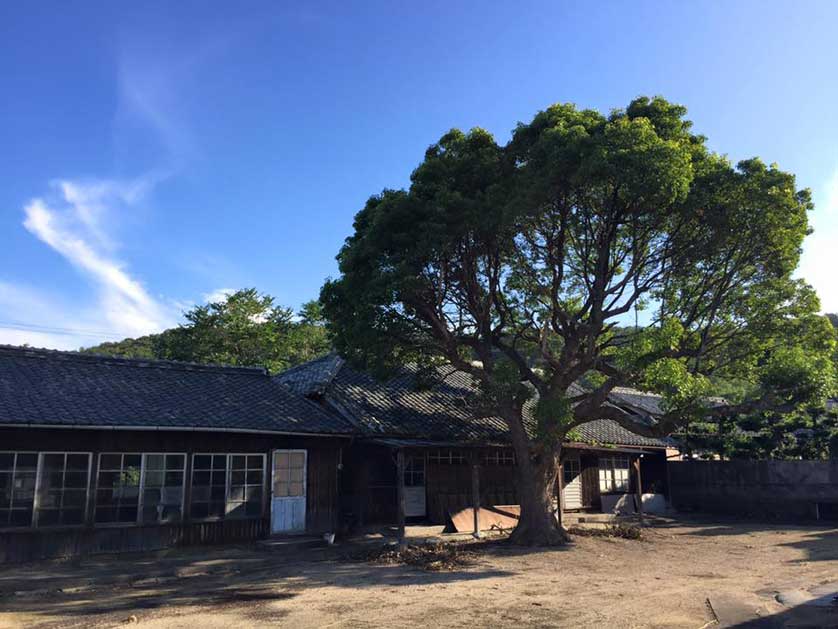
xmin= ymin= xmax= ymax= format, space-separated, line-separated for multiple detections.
xmin=568 ymin=523 xmax=642 ymax=540
xmin=345 ymin=542 xmax=478 ymax=571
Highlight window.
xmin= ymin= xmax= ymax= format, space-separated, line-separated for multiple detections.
xmin=563 ymin=458 xmax=580 ymax=485
xmin=191 ymin=454 xmax=265 ymax=520
xmin=403 ymin=456 xmax=425 ymax=487
xmin=598 ymin=456 xmax=630 ymax=493
xmin=0 ymin=452 xmax=38 ymax=527
xmin=95 ymin=453 xmax=185 ymax=525
xmin=227 ymin=455 xmax=264 ymax=518
xmin=36 ymin=453 xmax=91 ymax=526
xmin=141 ymin=454 xmax=186 ymax=523
xmin=191 ymin=455 xmax=228 ymax=519
xmin=273 ymin=451 xmax=304 ymax=498
xmin=95 ymin=453 xmax=141 ymax=523
xmin=482 ymin=449 xmax=516 ymax=466
xmin=427 ymin=449 xmax=465 ymax=465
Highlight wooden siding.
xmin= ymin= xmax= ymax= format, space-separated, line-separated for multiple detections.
xmin=0 ymin=427 xmax=344 ymax=563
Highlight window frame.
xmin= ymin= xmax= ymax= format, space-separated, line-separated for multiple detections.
xmin=31 ymin=451 xmax=93 ymax=529
xmin=139 ymin=453 xmax=187 ymax=525
xmin=190 ymin=453 xmax=267 ymax=522
xmin=93 ymin=452 xmax=187 ymax=527
xmin=93 ymin=452 xmax=143 ymax=527
xmin=598 ymin=455 xmax=631 ymax=494
xmin=427 ymin=449 xmax=466 ymax=465
xmin=0 ymin=451 xmax=39 ymax=529
xmin=563 ymin=457 xmax=581 ymax=485
xmin=482 ymin=449 xmax=516 ymax=466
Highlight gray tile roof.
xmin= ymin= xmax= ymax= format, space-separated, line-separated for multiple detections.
xmin=0 ymin=345 xmax=354 ymax=435
xmin=276 ymin=355 xmax=673 ymax=448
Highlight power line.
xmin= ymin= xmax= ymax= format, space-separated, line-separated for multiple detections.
xmin=0 ymin=320 xmax=131 ymax=340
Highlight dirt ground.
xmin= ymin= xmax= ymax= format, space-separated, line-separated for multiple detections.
xmin=1 ymin=516 xmax=837 ymax=628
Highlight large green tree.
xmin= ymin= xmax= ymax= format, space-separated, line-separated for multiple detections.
xmin=321 ymin=97 xmax=836 ymax=545
xmin=83 ymin=289 xmax=331 ymax=373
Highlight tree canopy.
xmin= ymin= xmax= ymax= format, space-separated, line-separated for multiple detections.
xmin=82 ymin=289 xmax=330 ymax=373
xmin=321 ymin=96 xmax=837 ymax=543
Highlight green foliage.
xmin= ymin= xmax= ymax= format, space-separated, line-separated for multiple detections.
xmin=79 ymin=335 xmax=157 ymax=359
xmin=534 ymin=394 xmax=573 ymax=445
xmin=681 ymin=406 xmax=838 ymax=461
xmin=82 ymin=290 xmax=331 ymax=373
xmin=321 ymin=94 xmax=827 ymax=455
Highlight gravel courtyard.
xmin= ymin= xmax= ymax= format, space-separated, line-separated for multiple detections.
xmin=1 ymin=517 xmax=837 ymax=628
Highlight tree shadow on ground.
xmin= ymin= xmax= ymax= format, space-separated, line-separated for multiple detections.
xmin=0 ymin=538 xmax=543 ymax=627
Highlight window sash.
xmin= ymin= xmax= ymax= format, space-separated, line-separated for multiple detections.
xmin=598 ymin=456 xmax=631 ymax=493
xmin=32 ymin=452 xmax=92 ymax=528
xmin=0 ymin=451 xmax=38 ymax=528
xmin=191 ymin=453 xmax=266 ymax=521
xmin=94 ymin=453 xmax=186 ymax=526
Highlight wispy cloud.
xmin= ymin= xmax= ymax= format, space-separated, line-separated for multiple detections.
xmin=0 ymin=177 xmax=179 ymax=349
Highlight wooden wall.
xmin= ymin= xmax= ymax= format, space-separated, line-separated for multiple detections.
xmin=0 ymin=427 xmax=346 ymax=563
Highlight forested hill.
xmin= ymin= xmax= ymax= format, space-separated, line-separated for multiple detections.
xmin=80 ymin=289 xmax=331 ymax=373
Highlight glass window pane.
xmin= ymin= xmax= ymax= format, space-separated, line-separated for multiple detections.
xmin=212 ymin=455 xmax=227 ymax=469
xmin=100 ymin=454 xmax=122 ymax=470
xmin=64 ymin=472 xmax=88 ymax=489
xmin=289 ymin=482 xmax=303 ymax=497
xmin=194 ymin=455 xmax=212 ymax=470
xmin=67 ymin=454 xmax=88 ymax=471
xmin=0 ymin=453 xmax=14 ymax=471
xmin=144 ymin=471 xmax=164 ymax=487
xmin=246 ymin=470 xmax=262 ymax=484
xmin=166 ymin=454 xmax=184 ymax=469
xmin=145 ymin=455 xmax=164 ymax=470
xmin=232 ymin=456 xmax=247 ymax=470
xmin=61 ymin=509 xmax=84 ymax=525
xmin=10 ymin=509 xmax=32 ymax=527
xmin=63 ymin=489 xmax=86 ymax=507
xmin=38 ymin=509 xmax=59 ymax=526
xmin=247 ymin=455 xmax=263 ymax=470
xmin=289 ymin=453 xmax=305 ymax=469
xmin=43 ymin=454 xmax=64 ymax=471
xmin=16 ymin=454 xmax=38 ymax=470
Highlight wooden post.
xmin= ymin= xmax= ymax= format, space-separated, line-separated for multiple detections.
xmin=396 ymin=449 xmax=406 ymax=549
xmin=634 ymin=456 xmax=644 ymax=526
xmin=557 ymin=459 xmax=565 ymax=527
xmin=471 ymin=453 xmax=481 ymax=539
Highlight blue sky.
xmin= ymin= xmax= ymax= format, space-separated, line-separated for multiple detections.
xmin=1 ymin=1 xmax=837 ymax=350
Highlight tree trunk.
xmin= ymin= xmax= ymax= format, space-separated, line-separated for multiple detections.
xmin=509 ymin=455 xmax=568 ymax=545
xmin=507 ymin=437 xmax=568 ymax=546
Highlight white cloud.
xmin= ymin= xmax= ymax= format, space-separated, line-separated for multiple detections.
xmin=202 ymin=287 xmax=236 ymax=304
xmin=0 ymin=177 xmax=180 ymax=349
